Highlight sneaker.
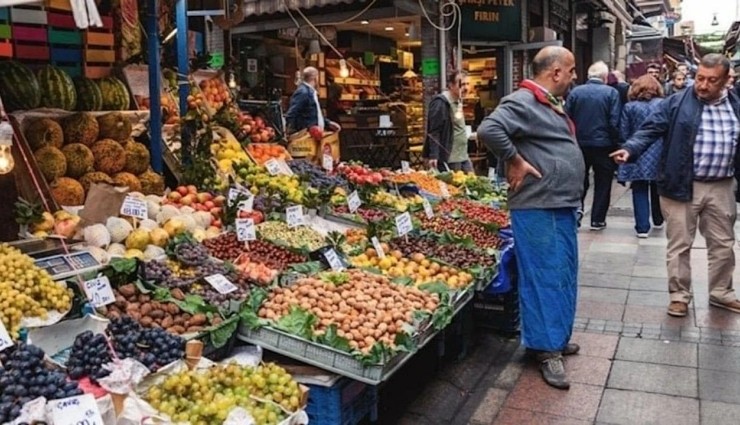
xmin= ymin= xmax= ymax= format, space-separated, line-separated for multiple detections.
xmin=667 ymin=301 xmax=688 ymax=317
xmin=653 ymin=223 xmax=665 ymax=230
xmin=590 ymin=222 xmax=606 ymax=231
xmin=709 ymin=299 xmax=740 ymax=314
xmin=562 ymin=343 xmax=580 ymax=356
xmin=539 ymin=355 xmax=570 ymax=389
xmin=636 ymin=233 xmax=649 ymax=239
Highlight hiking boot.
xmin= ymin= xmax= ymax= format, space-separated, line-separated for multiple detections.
xmin=667 ymin=301 xmax=688 ymax=317
xmin=709 ymin=299 xmax=740 ymax=314
xmin=563 ymin=343 xmax=580 ymax=356
xmin=540 ymin=355 xmax=570 ymax=390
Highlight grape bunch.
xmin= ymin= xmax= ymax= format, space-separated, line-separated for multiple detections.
xmin=289 ymin=159 xmax=348 ymax=190
xmin=253 ymin=194 xmax=284 ymax=214
xmin=67 ymin=331 xmax=113 ymax=383
xmin=175 ymin=242 xmax=210 ymax=266
xmin=0 ymin=343 xmax=82 ymax=423
xmin=107 ymin=316 xmax=185 ymax=372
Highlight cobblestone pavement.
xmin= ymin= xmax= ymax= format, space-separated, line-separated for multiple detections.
xmin=387 ymin=181 xmax=740 ymax=424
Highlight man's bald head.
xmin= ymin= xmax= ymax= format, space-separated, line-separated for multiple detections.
xmin=531 ymin=46 xmax=572 ymax=77
xmin=530 ymin=46 xmax=577 ymax=97
xmin=302 ymin=67 xmax=319 ymax=87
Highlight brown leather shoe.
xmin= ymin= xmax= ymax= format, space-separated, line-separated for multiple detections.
xmin=709 ymin=299 xmax=740 ymax=314
xmin=667 ymin=301 xmax=688 ymax=317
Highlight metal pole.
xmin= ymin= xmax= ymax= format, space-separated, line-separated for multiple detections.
xmin=175 ymin=0 xmax=191 ymax=166
xmin=439 ymin=0 xmax=446 ymax=89
xmin=147 ymin=0 xmax=163 ymax=173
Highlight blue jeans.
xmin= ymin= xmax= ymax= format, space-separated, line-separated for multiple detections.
xmin=631 ymin=180 xmax=664 ymax=233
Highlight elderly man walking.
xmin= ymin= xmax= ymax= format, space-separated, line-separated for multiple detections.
xmin=611 ymin=54 xmax=740 ymax=317
xmin=478 ymin=46 xmax=583 ymax=389
xmin=565 ymin=61 xmax=621 ymax=230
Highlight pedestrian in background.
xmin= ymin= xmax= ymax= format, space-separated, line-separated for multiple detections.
xmin=611 ymin=53 xmax=740 ymax=317
xmin=608 ymin=70 xmax=630 ymax=106
xmin=422 ymin=71 xmax=472 ymax=172
xmin=665 ymin=71 xmax=689 ymax=96
xmin=616 ymin=75 xmax=665 ymax=238
xmin=566 ymin=61 xmax=621 ymax=230
xmin=646 ymin=63 xmax=662 ymax=81
xmin=478 ymin=46 xmax=583 ymax=390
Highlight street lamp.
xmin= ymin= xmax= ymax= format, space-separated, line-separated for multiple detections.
xmin=711 ymin=13 xmax=719 ymax=26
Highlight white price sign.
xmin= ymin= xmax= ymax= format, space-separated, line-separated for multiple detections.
xmin=401 ymin=160 xmax=411 ymax=174
xmin=488 ymin=167 xmax=497 ymax=181
xmin=322 ymin=154 xmax=334 ymax=171
xmin=347 ymin=190 xmax=361 ymax=213
xmin=422 ymin=198 xmax=434 ymax=219
xmin=0 ymin=320 xmax=12 ymax=352
xmin=439 ymin=181 xmax=450 ymax=198
xmin=278 ymin=159 xmax=294 ymax=176
xmin=265 ymin=158 xmax=281 ymax=176
xmin=120 ymin=197 xmax=148 ymax=220
xmin=324 ymin=249 xmax=344 ymax=271
xmin=395 ymin=212 xmax=413 ymax=237
xmin=286 ymin=205 xmax=304 ymax=228
xmin=236 ymin=218 xmax=256 ymax=242
xmin=238 ymin=196 xmax=254 ymax=212
xmin=204 ymin=274 xmax=238 ymax=294
xmin=83 ymin=276 xmax=115 ymax=308
xmin=371 ymin=236 xmax=385 ymax=259
xmin=228 ymin=187 xmax=252 ymax=207
xmin=51 ymin=394 xmax=105 ymax=425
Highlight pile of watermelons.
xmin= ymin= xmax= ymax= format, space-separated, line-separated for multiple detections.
xmin=0 ymin=61 xmax=130 ymax=112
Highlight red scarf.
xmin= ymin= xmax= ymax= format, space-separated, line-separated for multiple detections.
xmin=518 ymin=79 xmax=576 ymax=136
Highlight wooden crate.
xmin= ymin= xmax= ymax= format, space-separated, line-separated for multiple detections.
xmin=46 ymin=11 xmax=82 ymax=77
xmin=83 ymin=14 xmax=114 ymax=78
xmin=10 ymin=5 xmax=49 ymax=63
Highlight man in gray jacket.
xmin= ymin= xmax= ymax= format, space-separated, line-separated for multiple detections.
xmin=478 ymin=46 xmax=584 ymax=389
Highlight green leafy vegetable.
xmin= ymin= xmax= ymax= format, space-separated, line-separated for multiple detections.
xmin=316 ymin=324 xmax=351 ymax=352
xmin=274 ymin=307 xmax=316 ymax=340
xmin=208 ymin=316 xmax=238 ymax=348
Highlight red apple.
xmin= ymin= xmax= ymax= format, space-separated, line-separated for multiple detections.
xmin=210 ymin=207 xmax=222 ymax=216
xmin=180 ymin=194 xmax=195 ymax=206
xmin=212 ymin=219 xmax=222 ymax=228
xmin=204 ymin=200 xmax=215 ymax=209
xmin=168 ymin=192 xmax=182 ymax=202
xmin=176 ymin=186 xmax=188 ymax=196
xmin=196 ymin=192 xmax=212 ymax=203
xmin=187 ymin=185 xmax=198 ymax=194
xmin=213 ymin=195 xmax=226 ymax=207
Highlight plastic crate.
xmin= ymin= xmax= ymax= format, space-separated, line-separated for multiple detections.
xmin=473 ymin=289 xmax=520 ymax=333
xmin=305 ymin=377 xmax=378 ymax=425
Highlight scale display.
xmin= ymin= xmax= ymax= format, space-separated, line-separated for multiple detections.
xmin=34 ymin=251 xmax=102 ymax=281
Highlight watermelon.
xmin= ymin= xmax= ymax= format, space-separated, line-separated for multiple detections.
xmin=37 ymin=66 xmax=77 ymax=111
xmin=97 ymin=77 xmax=131 ymax=111
xmin=74 ymin=77 xmax=104 ymax=111
xmin=0 ymin=61 xmax=41 ymax=112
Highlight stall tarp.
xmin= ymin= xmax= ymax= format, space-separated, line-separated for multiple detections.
xmin=244 ymin=0 xmax=354 ymax=16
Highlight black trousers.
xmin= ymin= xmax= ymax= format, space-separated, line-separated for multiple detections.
xmin=581 ymin=146 xmax=615 ymax=224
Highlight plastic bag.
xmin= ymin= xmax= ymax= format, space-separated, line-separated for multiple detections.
xmin=486 ymin=229 xmax=516 ymax=295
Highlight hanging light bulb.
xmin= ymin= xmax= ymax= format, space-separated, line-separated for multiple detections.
xmin=0 ymin=122 xmax=15 ymax=175
xmin=227 ymin=71 xmax=237 ymax=89
xmin=307 ymin=39 xmax=321 ymax=55
xmin=339 ymin=59 xmax=349 ymax=78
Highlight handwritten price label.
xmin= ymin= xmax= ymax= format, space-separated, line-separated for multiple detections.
xmin=204 ymin=274 xmax=238 ymax=294
xmin=265 ymin=159 xmax=281 ymax=176
xmin=120 ymin=197 xmax=148 ymax=220
xmin=439 ymin=181 xmax=450 ymax=198
xmin=228 ymin=187 xmax=252 ymax=207
xmin=401 ymin=160 xmax=411 ymax=173
xmin=395 ymin=212 xmax=413 ymax=237
xmin=238 ymin=196 xmax=254 ymax=212
xmin=422 ymin=198 xmax=434 ymax=219
xmin=51 ymin=394 xmax=104 ymax=425
xmin=347 ymin=190 xmax=361 ymax=213
xmin=371 ymin=236 xmax=386 ymax=259
xmin=278 ymin=159 xmax=294 ymax=176
xmin=0 ymin=320 xmax=12 ymax=352
xmin=83 ymin=276 xmax=115 ymax=308
xmin=286 ymin=205 xmax=304 ymax=228
xmin=324 ymin=249 xmax=344 ymax=271
xmin=322 ymin=154 xmax=334 ymax=172
xmin=236 ymin=218 xmax=256 ymax=242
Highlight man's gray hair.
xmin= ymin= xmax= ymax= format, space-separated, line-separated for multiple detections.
xmin=699 ymin=54 xmax=730 ymax=76
xmin=302 ymin=66 xmax=319 ymax=82
xmin=587 ymin=61 xmax=609 ymax=79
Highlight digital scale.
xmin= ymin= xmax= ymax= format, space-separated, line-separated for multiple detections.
xmin=9 ymin=238 xmax=103 ymax=281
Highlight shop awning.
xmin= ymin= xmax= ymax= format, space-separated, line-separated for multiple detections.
xmin=244 ymin=0 xmax=355 ymax=16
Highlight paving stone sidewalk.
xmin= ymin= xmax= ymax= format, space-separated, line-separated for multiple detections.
xmin=387 ymin=181 xmax=740 ymax=425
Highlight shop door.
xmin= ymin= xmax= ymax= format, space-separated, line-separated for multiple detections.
xmin=504 ymin=40 xmax=564 ymax=94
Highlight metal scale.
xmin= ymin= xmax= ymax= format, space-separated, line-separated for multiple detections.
xmin=10 ymin=238 xmax=103 ymax=281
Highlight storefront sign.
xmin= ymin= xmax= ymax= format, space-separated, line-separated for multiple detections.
xmin=458 ymin=0 xmax=523 ymax=42
xmin=422 ymin=58 xmax=440 ymax=77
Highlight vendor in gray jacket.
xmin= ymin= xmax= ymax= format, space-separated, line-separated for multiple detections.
xmin=422 ymin=71 xmax=472 ymax=172
xmin=478 ymin=46 xmax=584 ymax=390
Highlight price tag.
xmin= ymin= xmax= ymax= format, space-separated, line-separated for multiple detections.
xmin=439 ymin=181 xmax=450 ymax=198
xmin=422 ymin=198 xmax=434 ymax=219
xmin=235 ymin=218 xmax=256 ymax=242
xmin=0 ymin=320 xmax=12 ymax=352
xmin=347 ymin=190 xmax=361 ymax=213
xmin=228 ymin=187 xmax=251 ymax=207
xmin=83 ymin=276 xmax=115 ymax=308
xmin=371 ymin=236 xmax=385 ymax=259
xmin=51 ymin=394 xmax=105 ymax=425
xmin=286 ymin=205 xmax=304 ymax=228
xmin=278 ymin=159 xmax=294 ymax=176
xmin=238 ymin=195 xmax=254 ymax=212
xmin=265 ymin=159 xmax=281 ymax=176
xmin=401 ymin=160 xmax=411 ymax=174
xmin=324 ymin=249 xmax=344 ymax=271
xmin=395 ymin=212 xmax=413 ymax=237
xmin=204 ymin=274 xmax=238 ymax=294
xmin=322 ymin=154 xmax=334 ymax=172
xmin=488 ymin=167 xmax=497 ymax=181
xmin=120 ymin=197 xmax=148 ymax=220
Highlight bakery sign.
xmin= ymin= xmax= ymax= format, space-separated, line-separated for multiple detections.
xmin=458 ymin=0 xmax=523 ymax=42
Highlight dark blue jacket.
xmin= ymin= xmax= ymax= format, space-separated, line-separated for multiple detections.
xmin=285 ymin=83 xmax=322 ymax=133
xmin=623 ymin=88 xmax=740 ymax=202
xmin=565 ymin=79 xmax=621 ymax=148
